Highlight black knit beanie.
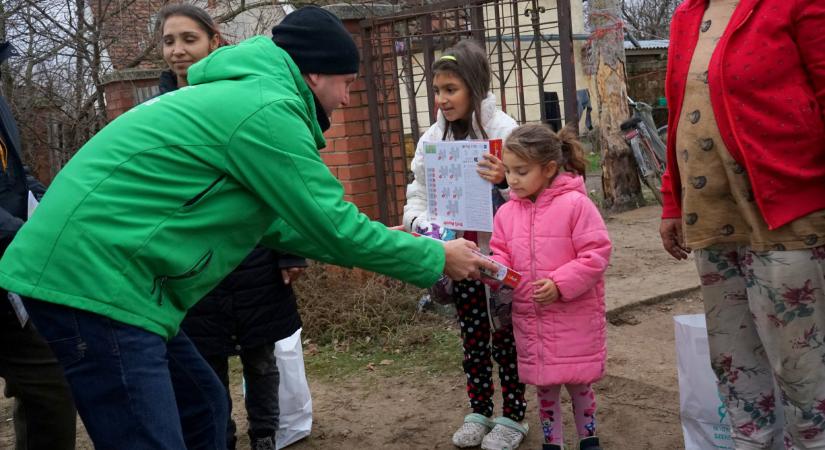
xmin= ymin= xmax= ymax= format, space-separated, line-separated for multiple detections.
xmin=272 ymin=6 xmax=360 ymax=75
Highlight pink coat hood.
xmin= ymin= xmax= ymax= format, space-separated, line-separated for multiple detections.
xmin=490 ymin=173 xmax=611 ymax=386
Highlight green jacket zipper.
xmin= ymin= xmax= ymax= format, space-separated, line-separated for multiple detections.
xmin=151 ymin=249 xmax=214 ymax=306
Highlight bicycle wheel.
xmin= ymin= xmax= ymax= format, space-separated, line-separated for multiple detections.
xmin=638 ymin=137 xmax=665 ymax=205
xmin=657 ymin=125 xmax=668 ymax=146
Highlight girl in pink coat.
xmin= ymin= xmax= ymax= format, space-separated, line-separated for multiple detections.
xmin=490 ymin=123 xmax=611 ymax=450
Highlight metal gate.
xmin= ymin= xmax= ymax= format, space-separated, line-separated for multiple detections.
xmin=360 ymin=0 xmax=579 ymax=224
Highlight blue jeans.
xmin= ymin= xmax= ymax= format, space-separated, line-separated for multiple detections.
xmin=23 ymin=298 xmax=228 ymax=450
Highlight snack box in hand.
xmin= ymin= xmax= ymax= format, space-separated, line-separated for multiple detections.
xmin=390 ymin=226 xmax=522 ymax=289
xmin=475 ymin=251 xmax=522 ymax=289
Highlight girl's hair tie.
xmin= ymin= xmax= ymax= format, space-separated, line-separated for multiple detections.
xmin=439 ymin=55 xmax=457 ymax=62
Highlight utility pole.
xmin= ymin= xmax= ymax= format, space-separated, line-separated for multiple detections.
xmin=588 ymin=0 xmax=643 ymax=211
xmin=558 ymin=0 xmax=579 ymax=129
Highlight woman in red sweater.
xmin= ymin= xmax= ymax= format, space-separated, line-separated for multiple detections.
xmin=660 ymin=0 xmax=825 ymax=447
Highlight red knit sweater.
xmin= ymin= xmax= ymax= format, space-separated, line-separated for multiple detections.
xmin=661 ymin=0 xmax=825 ymax=229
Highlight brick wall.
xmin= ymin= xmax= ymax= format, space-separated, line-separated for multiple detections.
xmin=320 ymin=16 xmax=400 ymax=222
xmin=91 ymin=0 xmax=166 ymax=71
xmin=101 ymin=69 xmax=164 ymax=121
xmin=104 ymin=82 xmax=136 ymax=120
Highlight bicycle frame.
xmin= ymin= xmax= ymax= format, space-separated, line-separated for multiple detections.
xmin=629 ymin=100 xmax=667 ymax=164
xmin=621 ymin=98 xmax=667 ymax=204
xmin=624 ymin=128 xmax=660 ymax=178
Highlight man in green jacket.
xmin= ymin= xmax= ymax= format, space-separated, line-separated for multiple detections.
xmin=0 ymin=7 xmax=493 ymax=449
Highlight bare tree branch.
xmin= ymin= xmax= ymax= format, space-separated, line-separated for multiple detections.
xmin=620 ymin=0 xmax=682 ymax=40
xmin=213 ymin=0 xmax=290 ymax=23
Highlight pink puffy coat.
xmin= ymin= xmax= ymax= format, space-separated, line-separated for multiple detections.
xmin=490 ymin=173 xmax=611 ymax=386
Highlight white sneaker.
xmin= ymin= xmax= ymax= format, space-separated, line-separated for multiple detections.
xmin=452 ymin=413 xmax=493 ymax=448
xmin=480 ymin=417 xmax=528 ymax=450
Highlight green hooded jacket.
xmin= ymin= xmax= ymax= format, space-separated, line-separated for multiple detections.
xmin=0 ymin=36 xmax=444 ymax=339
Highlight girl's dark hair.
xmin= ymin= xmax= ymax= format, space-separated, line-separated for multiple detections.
xmin=504 ymin=123 xmax=587 ymax=176
xmin=156 ymin=3 xmax=226 ymax=45
xmin=431 ymin=39 xmax=491 ymax=140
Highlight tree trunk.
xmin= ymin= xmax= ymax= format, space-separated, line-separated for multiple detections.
xmin=71 ymin=0 xmax=87 ymax=152
xmin=589 ymin=0 xmax=644 ymax=211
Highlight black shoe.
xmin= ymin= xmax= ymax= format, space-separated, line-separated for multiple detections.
xmin=250 ymin=435 xmax=276 ymax=450
xmin=580 ymin=436 xmax=602 ymax=450
xmin=542 ymin=444 xmax=563 ymax=450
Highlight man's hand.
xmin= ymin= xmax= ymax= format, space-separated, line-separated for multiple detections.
xmin=532 ymin=278 xmax=559 ymax=304
xmin=281 ymin=267 xmax=305 ymax=284
xmin=477 ymin=153 xmax=506 ymax=185
xmin=443 ymin=239 xmax=498 ymax=280
xmin=660 ymin=218 xmax=690 ymax=260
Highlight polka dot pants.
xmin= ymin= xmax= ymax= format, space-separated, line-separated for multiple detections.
xmin=454 ymin=279 xmax=526 ymax=421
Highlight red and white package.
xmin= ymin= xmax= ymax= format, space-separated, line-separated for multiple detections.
xmin=475 ymin=251 xmax=522 ymax=289
xmin=391 ymin=226 xmax=522 ymax=289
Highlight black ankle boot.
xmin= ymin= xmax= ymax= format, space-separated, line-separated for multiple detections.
xmin=579 ymin=436 xmax=602 ymax=450
xmin=542 ymin=444 xmax=563 ymax=450
xmin=249 ymin=434 xmax=276 ymax=450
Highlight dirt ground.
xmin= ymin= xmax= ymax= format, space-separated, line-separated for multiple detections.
xmin=280 ymin=294 xmax=703 ymax=450
xmin=0 ymin=205 xmax=703 ymax=449
xmin=1 ymin=291 xmax=700 ymax=450
xmin=601 ymin=206 xmax=698 ymax=312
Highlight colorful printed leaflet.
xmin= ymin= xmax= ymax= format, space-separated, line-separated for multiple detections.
xmin=423 ymin=140 xmax=501 ymax=232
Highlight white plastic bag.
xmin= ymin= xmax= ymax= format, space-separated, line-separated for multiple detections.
xmin=675 ymin=315 xmax=785 ymax=450
xmin=27 ymin=191 xmax=39 ymax=219
xmin=674 ymin=314 xmax=735 ymax=450
xmin=274 ymin=328 xmax=312 ymax=449
xmin=241 ymin=328 xmax=313 ymax=448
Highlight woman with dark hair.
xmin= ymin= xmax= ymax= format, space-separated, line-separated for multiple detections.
xmin=157 ymin=4 xmax=223 ymax=91
xmin=157 ymin=6 xmax=303 ymax=450
xmin=403 ymin=39 xmax=529 ymax=450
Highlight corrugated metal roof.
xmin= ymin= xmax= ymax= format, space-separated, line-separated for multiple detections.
xmin=624 ymin=39 xmax=670 ymax=50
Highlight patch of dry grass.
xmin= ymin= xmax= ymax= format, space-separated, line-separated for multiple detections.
xmin=292 ymin=263 xmax=445 ymax=347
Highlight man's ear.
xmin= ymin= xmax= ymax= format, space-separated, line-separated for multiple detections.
xmin=303 ymin=73 xmax=321 ymax=88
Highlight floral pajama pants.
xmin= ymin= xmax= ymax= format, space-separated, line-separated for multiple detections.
xmin=695 ymin=244 xmax=825 ymax=449
xmin=454 ymin=279 xmax=526 ymax=421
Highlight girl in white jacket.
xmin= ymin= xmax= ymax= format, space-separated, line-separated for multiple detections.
xmin=402 ymin=39 xmax=527 ymax=450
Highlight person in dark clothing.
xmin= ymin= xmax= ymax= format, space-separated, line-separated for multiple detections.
xmin=180 ymin=248 xmax=304 ymax=450
xmin=157 ymin=6 xmax=305 ymax=450
xmin=0 ymin=40 xmax=77 ymax=450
